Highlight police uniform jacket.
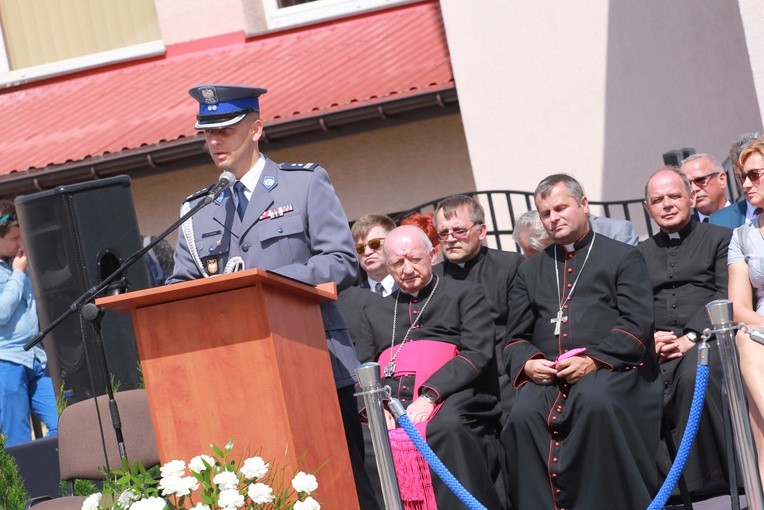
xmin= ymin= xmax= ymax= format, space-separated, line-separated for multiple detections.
xmin=168 ymin=156 xmax=360 ymax=388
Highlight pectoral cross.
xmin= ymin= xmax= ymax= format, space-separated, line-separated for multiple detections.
xmin=551 ymin=309 xmax=567 ymax=336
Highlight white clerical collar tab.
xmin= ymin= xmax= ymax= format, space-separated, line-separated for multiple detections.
xmin=563 ymin=243 xmax=575 ymax=252
xmin=668 ymin=232 xmax=681 ymax=240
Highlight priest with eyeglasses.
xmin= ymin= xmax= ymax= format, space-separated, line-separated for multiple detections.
xmin=501 ymin=173 xmax=662 ymax=510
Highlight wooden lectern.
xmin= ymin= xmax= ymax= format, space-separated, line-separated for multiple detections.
xmin=97 ymin=268 xmax=359 ymax=509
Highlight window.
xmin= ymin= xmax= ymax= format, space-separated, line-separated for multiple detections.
xmin=262 ymin=0 xmax=417 ymax=30
xmin=0 ymin=0 xmax=164 ymax=87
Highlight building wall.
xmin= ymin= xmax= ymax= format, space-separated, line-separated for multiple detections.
xmin=440 ymin=0 xmax=763 ymax=204
xmin=131 ymin=110 xmax=475 ymax=245
xmin=154 ymin=0 xmax=247 ymax=44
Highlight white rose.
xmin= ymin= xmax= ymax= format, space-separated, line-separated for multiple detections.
xmin=240 ymin=456 xmax=269 ymax=479
xmin=159 ymin=459 xmax=186 ymax=478
xmin=247 ymin=482 xmax=274 ymax=504
xmin=217 ymin=488 xmax=245 ymax=510
xmin=213 ymin=470 xmax=240 ymax=490
xmin=294 ymin=496 xmax=321 ymax=510
xmin=291 ymin=472 xmax=318 ymax=494
xmin=117 ymin=489 xmax=139 ymax=508
xmin=81 ymin=492 xmax=102 ymax=510
xmin=160 ymin=475 xmax=199 ymax=497
xmin=189 ymin=454 xmax=215 ymax=473
xmin=129 ymin=497 xmax=167 ymax=510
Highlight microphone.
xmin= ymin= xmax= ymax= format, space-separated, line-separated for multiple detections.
xmin=749 ymin=329 xmax=764 ymax=346
xmin=205 ymin=171 xmax=236 ymax=203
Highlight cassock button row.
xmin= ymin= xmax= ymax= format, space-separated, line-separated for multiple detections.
xmin=563 ymin=333 xmax=568 ymax=338
xmin=552 ymin=416 xmax=557 ymax=420
xmin=553 ymin=457 xmax=558 ymax=462
xmin=567 ymin=283 xmax=572 ymax=288
xmin=557 ymin=406 xmax=562 ymax=412
xmin=562 ymin=394 xmax=568 ymax=398
xmin=412 ymin=310 xmax=418 ymax=315
xmin=567 ymin=268 xmax=573 ymax=273
xmin=551 ymin=473 xmax=557 ymax=478
xmin=563 ymin=305 xmax=569 ymax=309
xmin=555 ymin=442 xmax=560 ymax=446
xmin=555 ymin=489 xmax=561 ymax=494
xmin=553 ymin=431 xmax=559 ymax=435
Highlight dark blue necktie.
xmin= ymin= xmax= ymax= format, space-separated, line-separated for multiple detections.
xmin=234 ymin=181 xmax=248 ymax=220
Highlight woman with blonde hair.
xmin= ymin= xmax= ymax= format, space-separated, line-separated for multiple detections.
xmin=727 ymin=135 xmax=764 ymax=486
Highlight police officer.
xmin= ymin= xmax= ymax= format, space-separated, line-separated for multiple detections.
xmin=168 ymin=84 xmax=377 ymax=509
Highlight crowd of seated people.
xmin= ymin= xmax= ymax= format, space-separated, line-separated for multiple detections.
xmin=344 ymin=133 xmax=764 ymax=509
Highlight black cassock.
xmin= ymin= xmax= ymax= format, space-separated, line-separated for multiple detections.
xmin=638 ymin=219 xmax=734 ymax=494
xmin=435 ymin=246 xmax=525 ymax=422
xmin=357 ymin=275 xmax=508 ymax=510
xmin=502 ymin=230 xmax=662 ymax=510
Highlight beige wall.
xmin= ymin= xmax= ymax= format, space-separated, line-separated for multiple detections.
xmin=740 ymin=0 xmax=764 ymax=128
xmin=440 ymin=0 xmax=763 ymax=204
xmin=154 ymin=0 xmax=247 ymax=44
xmin=131 ymin=111 xmax=475 ymax=245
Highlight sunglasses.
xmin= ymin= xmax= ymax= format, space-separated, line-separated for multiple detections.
xmin=689 ymin=172 xmax=720 ymax=187
xmin=0 ymin=212 xmax=17 ymax=224
xmin=436 ymin=223 xmax=478 ymax=241
xmin=736 ymin=168 xmax=764 ymax=185
xmin=356 ymin=237 xmax=385 ymax=254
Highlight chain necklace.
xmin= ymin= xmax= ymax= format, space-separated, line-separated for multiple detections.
xmin=551 ymin=233 xmax=596 ymax=336
xmin=383 ymin=275 xmax=440 ymax=378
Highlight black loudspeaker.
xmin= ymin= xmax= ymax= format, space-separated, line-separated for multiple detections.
xmin=15 ymin=176 xmax=150 ymax=405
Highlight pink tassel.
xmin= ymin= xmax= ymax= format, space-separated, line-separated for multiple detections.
xmin=389 ymin=427 xmax=438 ymax=510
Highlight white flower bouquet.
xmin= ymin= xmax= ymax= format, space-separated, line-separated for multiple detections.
xmin=82 ymin=439 xmax=320 ymax=510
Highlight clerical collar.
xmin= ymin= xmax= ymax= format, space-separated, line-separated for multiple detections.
xmin=556 ymin=228 xmax=594 ymax=255
xmin=450 ymin=246 xmax=487 ymax=270
xmin=401 ymin=274 xmax=435 ymax=298
xmin=662 ymin=218 xmax=694 ymax=241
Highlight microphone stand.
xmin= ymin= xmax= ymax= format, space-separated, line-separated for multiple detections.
xmin=23 ymin=179 xmax=231 ymax=465
xmin=24 ymin=184 xmax=228 ymax=351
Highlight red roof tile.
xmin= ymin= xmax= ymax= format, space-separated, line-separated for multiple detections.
xmin=0 ymin=1 xmax=452 ymax=176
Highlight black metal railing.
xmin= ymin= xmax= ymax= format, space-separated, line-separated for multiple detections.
xmin=391 ymin=190 xmax=654 ymax=252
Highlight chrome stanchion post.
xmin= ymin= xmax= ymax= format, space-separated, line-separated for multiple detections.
xmin=356 ymin=362 xmax=403 ymax=510
xmin=706 ymin=299 xmax=764 ymax=508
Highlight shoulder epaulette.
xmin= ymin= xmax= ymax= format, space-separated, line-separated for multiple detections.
xmin=279 ymin=162 xmax=319 ymax=171
xmin=184 ymin=183 xmax=215 ymax=202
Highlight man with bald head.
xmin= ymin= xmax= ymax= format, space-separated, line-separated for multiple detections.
xmin=356 ymin=225 xmax=508 ymax=510
xmin=639 ymin=166 xmax=734 ymax=498
xmin=680 ymin=154 xmax=729 ymax=221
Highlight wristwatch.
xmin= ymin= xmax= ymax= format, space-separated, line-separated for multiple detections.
xmin=420 ymin=389 xmax=439 ymax=404
xmin=686 ymin=331 xmax=699 ymax=343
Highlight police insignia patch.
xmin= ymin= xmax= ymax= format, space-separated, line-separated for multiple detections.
xmin=262 ymin=175 xmax=277 ymax=190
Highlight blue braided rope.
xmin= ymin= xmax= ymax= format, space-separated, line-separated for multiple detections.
xmin=396 ymin=414 xmax=487 ymax=510
xmin=648 ymin=364 xmax=710 ymax=510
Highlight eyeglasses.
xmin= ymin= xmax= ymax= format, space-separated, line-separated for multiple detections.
xmin=356 ymin=237 xmax=385 ymax=254
xmin=736 ymin=168 xmax=764 ymax=185
xmin=0 ymin=212 xmax=17 ymax=224
xmin=436 ymin=223 xmax=478 ymax=241
xmin=689 ymin=172 xmax=720 ymax=187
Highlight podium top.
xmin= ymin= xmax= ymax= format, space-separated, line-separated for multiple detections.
xmin=96 ymin=268 xmax=337 ymax=313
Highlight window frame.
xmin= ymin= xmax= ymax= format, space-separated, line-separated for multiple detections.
xmin=262 ymin=0 xmax=418 ymax=30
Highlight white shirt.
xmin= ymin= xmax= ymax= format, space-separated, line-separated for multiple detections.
xmin=237 ymin=154 xmax=266 ymax=200
xmin=367 ymin=274 xmax=396 ymax=297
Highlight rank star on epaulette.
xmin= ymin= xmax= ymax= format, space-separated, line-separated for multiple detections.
xmin=259 ymin=204 xmax=294 ymax=220
xmin=280 ymin=162 xmax=318 ymax=171
xmin=184 ymin=183 xmax=215 ymax=202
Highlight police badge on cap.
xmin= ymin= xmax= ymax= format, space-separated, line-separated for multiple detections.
xmin=189 ymin=84 xmax=268 ymax=130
